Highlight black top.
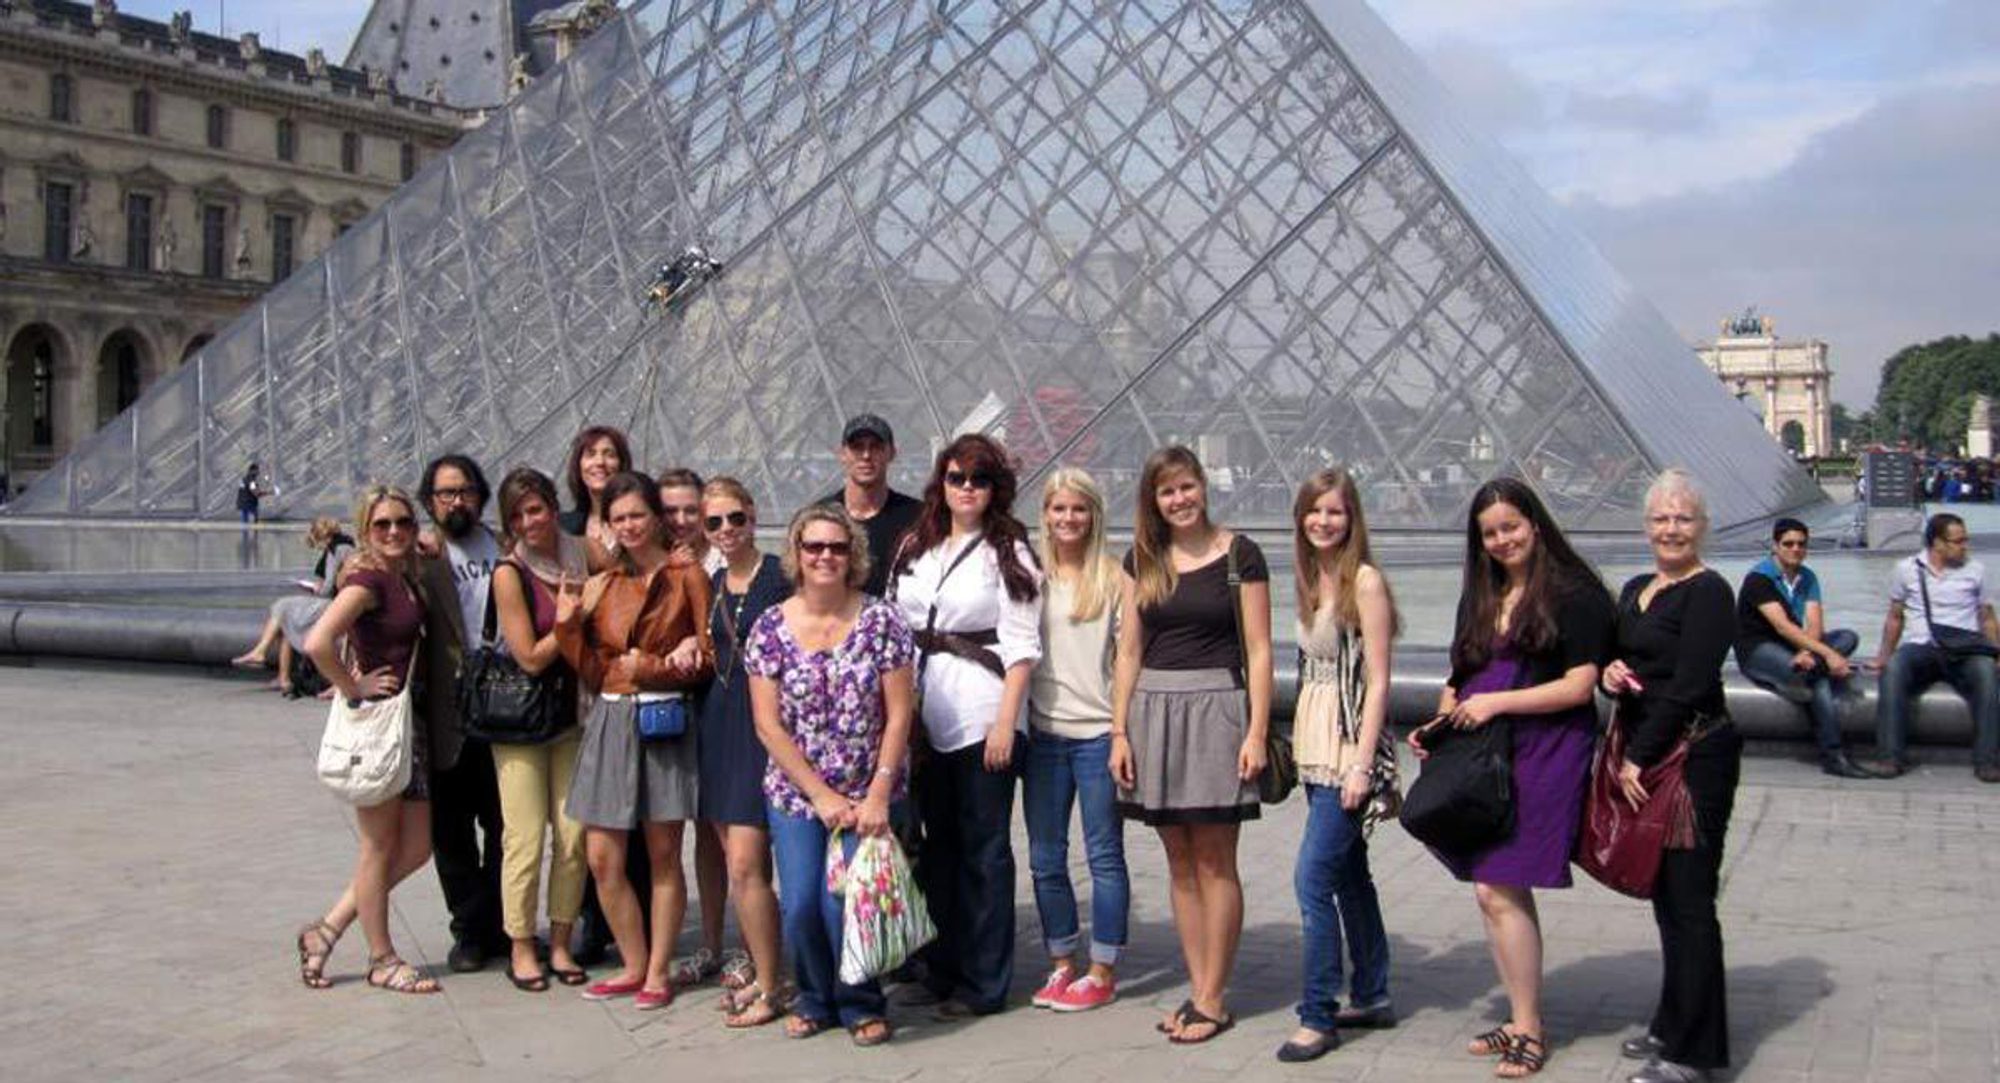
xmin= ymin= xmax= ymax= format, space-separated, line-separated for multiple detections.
xmin=1614 ymin=569 xmax=1735 ymax=767
xmin=818 ymin=487 xmax=922 ymax=599
xmin=1447 ymin=575 xmax=1616 ymax=691
xmin=707 ymin=553 xmax=791 ymax=686
xmin=1733 ymin=572 xmax=1795 ymax=662
xmin=1124 ymin=536 xmax=1269 ymax=672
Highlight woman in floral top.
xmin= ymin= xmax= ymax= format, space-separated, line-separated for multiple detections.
xmin=747 ymin=503 xmax=916 ymax=1046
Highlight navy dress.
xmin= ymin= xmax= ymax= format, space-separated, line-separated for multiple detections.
xmin=697 ymin=552 xmax=791 ymax=826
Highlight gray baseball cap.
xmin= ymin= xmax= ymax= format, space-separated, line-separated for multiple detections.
xmin=841 ymin=413 xmax=895 ymax=446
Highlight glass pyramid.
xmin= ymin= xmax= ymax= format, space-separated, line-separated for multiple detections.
xmin=10 ymin=0 xmax=1820 ymax=530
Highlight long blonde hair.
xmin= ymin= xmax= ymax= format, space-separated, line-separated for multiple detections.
xmin=1292 ymin=468 xmax=1399 ymax=636
xmin=1132 ymin=445 xmax=1210 ymax=610
xmin=341 ymin=483 xmax=418 ymax=584
xmin=1037 ymin=467 xmax=1120 ymax=622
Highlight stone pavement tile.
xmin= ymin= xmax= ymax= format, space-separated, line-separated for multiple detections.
xmin=9 ymin=661 xmax=2000 ymax=1082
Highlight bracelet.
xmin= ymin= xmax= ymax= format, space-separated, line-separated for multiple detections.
xmin=1110 ymin=731 xmax=1128 ymax=741
xmin=874 ymin=766 xmax=898 ymax=779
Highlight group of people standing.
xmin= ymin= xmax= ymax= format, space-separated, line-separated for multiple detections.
xmin=283 ymin=409 xmax=1770 ymax=1083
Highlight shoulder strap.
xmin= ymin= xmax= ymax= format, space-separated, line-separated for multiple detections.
xmin=1225 ymin=535 xmax=1246 ymax=682
xmin=1914 ymin=556 xmax=1944 ymax=641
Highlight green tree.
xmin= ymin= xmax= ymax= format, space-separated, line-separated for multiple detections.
xmin=1872 ymin=334 xmax=2000 ymax=449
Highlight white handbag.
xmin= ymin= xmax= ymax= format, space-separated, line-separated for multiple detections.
xmin=316 ymin=640 xmax=421 ymax=807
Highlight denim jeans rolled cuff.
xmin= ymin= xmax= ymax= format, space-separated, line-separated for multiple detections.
xmin=1022 ymin=730 xmax=1130 ymax=969
xmin=1294 ymin=782 xmax=1391 ymax=1032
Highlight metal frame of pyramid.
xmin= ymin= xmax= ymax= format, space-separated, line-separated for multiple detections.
xmin=9 ymin=0 xmax=1821 ymax=529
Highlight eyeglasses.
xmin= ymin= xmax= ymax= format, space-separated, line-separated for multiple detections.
xmin=704 ymin=511 xmax=749 ymax=530
xmin=431 ymin=487 xmax=478 ymax=505
xmin=798 ymin=540 xmax=851 ymax=558
xmin=1940 ymin=534 xmax=1970 ymax=546
xmin=944 ymin=469 xmax=995 ymax=491
xmin=369 ymin=515 xmax=416 ymax=534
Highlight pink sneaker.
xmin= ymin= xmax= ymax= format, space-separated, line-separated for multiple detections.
xmin=634 ymin=985 xmax=675 ymax=1011
xmin=1048 ymin=973 xmax=1115 ymax=1012
xmin=1030 ymin=966 xmax=1075 ymax=1009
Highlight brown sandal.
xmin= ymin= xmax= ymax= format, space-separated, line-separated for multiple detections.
xmin=1468 ymin=1026 xmax=1514 ymax=1056
xmin=367 ymin=954 xmax=440 ymax=995
xmin=1497 ymin=1033 xmax=1548 ymax=1077
xmin=296 ymin=920 xmax=341 ymax=989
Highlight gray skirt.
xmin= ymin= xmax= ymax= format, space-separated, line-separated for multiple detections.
xmin=566 ymin=696 xmax=699 ymax=829
xmin=1117 ymin=668 xmax=1259 ymax=825
xmin=274 ymin=594 xmax=331 ymax=651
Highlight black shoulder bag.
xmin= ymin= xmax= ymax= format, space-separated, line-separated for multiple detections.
xmin=1398 ymin=667 xmax=1518 ymax=856
xmin=1914 ymin=557 xmax=1999 ymax=661
xmin=1223 ymin=538 xmax=1294 ymax=804
xmin=456 ymin=562 xmax=576 ymax=744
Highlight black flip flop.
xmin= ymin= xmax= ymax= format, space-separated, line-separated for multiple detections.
xmin=1156 ymin=999 xmax=1196 ymax=1034
xmin=507 ymin=967 xmax=550 ymax=993
xmin=1168 ymin=1005 xmax=1235 ymax=1045
xmin=549 ymin=965 xmax=589 ymax=987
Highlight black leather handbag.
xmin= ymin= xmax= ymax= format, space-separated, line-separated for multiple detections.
xmin=1398 ymin=714 xmax=1515 ymax=855
xmin=456 ymin=564 xmax=574 ymax=745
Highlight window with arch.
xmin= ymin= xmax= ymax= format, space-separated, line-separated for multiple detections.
xmin=276 ymin=118 xmax=296 ymax=162
xmin=131 ymin=87 xmax=155 ymax=135
xmin=206 ymin=104 xmax=229 ymax=149
xmin=50 ymin=73 xmax=75 ymax=123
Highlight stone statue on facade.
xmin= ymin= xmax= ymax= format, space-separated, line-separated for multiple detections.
xmin=239 ymin=33 xmax=261 ymax=62
xmin=156 ymin=219 xmax=177 ymax=270
xmin=367 ymin=67 xmax=390 ymax=93
xmin=73 ymin=218 xmax=96 ymax=260
xmin=423 ymin=78 xmax=445 ymax=103
xmin=168 ymin=10 xmax=192 ymax=44
xmin=234 ymin=224 xmax=251 ymax=270
xmin=92 ymin=0 xmax=117 ymax=29
xmin=306 ymin=48 xmax=328 ymax=78
xmin=509 ymin=53 xmax=532 ymax=95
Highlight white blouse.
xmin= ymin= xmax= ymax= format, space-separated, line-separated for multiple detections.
xmin=893 ymin=534 xmax=1044 ymax=753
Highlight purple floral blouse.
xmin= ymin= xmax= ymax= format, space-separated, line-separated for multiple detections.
xmin=744 ymin=598 xmax=916 ymax=819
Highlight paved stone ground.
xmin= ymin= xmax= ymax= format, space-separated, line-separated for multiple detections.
xmin=4 ymin=659 xmax=1999 ymax=1082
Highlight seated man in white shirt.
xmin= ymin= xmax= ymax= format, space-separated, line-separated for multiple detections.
xmin=1865 ymin=513 xmax=2000 ymax=781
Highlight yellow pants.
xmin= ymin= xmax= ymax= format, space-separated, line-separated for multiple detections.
xmin=492 ymin=729 xmax=587 ymax=939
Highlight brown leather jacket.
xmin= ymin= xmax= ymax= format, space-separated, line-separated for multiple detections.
xmin=556 ymin=557 xmax=715 ymax=695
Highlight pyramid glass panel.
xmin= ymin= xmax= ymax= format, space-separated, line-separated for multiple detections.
xmin=11 ymin=0 xmax=1820 ymax=529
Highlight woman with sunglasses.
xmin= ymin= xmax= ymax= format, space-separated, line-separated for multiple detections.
xmin=888 ymin=433 xmax=1042 ymax=1019
xmin=560 ymin=426 xmax=633 ymax=569
xmin=1109 ymin=445 xmax=1271 ymax=1045
xmin=555 ymin=472 xmax=714 ymax=1011
xmin=655 ymin=465 xmax=736 ymax=991
xmin=747 ymin=504 xmax=916 ymax=1045
xmin=694 ymin=477 xmax=788 ymax=1026
xmin=294 ymin=485 xmax=439 ymax=995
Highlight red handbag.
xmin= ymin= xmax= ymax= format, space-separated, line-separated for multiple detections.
xmin=1574 ymin=705 xmax=1695 ymax=899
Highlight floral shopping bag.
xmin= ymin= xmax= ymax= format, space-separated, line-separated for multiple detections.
xmin=826 ymin=829 xmax=936 ymax=985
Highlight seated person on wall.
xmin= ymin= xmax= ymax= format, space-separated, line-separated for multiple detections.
xmin=1864 ymin=513 xmax=2000 ymax=783
xmin=1734 ymin=518 xmax=1881 ymax=779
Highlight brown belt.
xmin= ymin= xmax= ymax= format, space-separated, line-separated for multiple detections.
xmin=914 ymin=628 xmax=1004 ymax=678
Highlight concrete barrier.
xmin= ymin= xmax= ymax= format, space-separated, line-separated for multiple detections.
xmin=0 ymin=601 xmax=1977 ymax=750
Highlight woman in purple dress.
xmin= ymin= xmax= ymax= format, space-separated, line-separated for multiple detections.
xmin=1418 ymin=477 xmax=1613 ymax=1078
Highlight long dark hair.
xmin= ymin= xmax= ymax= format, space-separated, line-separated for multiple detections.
xmin=1450 ymin=477 xmax=1605 ymax=674
xmin=891 ymin=433 xmax=1039 ymax=603
xmin=563 ymin=425 xmax=632 ymax=514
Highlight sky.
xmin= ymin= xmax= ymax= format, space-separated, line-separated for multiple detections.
xmin=120 ymin=0 xmax=2000 ymax=409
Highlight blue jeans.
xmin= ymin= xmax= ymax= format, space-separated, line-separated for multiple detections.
xmin=767 ymin=806 xmax=891 ymax=1027
xmin=1021 ymin=731 xmax=1129 ymax=965
xmin=1294 ymin=782 xmax=1390 ymax=1031
xmin=1737 ymin=629 xmax=1858 ymax=754
xmin=1877 ymin=643 xmax=2000 ymax=768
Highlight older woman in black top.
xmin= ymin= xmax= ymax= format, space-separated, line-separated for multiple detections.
xmin=1601 ymin=469 xmax=1739 ymax=1083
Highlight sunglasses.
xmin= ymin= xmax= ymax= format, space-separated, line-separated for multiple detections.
xmin=944 ymin=469 xmax=996 ymax=491
xmin=704 ymin=511 xmax=749 ymax=531
xmin=798 ymin=540 xmax=851 ymax=557
xmin=369 ymin=515 xmax=417 ymax=533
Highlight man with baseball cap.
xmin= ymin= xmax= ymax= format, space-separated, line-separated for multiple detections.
xmin=821 ymin=413 xmax=922 ymax=598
